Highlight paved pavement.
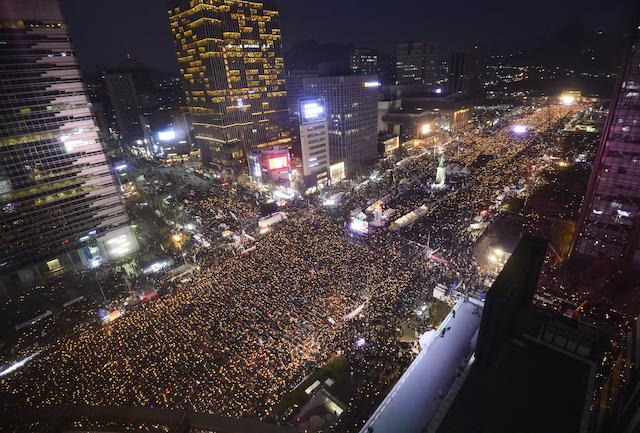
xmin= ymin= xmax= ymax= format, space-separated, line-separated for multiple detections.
xmin=359 ymin=299 xmax=482 ymax=433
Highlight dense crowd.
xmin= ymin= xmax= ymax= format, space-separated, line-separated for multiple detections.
xmin=1 ymin=213 xmax=418 ymax=419
xmin=1 ymin=103 xmax=580 ymax=430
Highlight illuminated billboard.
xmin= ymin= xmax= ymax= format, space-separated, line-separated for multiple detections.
xmin=158 ymin=130 xmax=176 ymax=141
xmin=97 ymin=225 xmax=139 ymax=260
xmin=300 ymin=99 xmax=326 ymax=125
xmin=267 ymin=155 xmax=290 ymax=171
xmin=330 ymin=162 xmax=346 ymax=183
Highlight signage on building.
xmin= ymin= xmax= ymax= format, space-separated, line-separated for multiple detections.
xmin=267 ymin=155 xmax=290 ymax=171
xmin=249 ymin=149 xmax=291 ymax=184
xmin=384 ymin=136 xmax=400 ymax=154
xmin=300 ymin=99 xmax=326 ymax=125
xmin=330 ymin=162 xmax=346 ymax=183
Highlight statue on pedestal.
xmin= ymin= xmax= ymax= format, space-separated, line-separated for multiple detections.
xmin=432 ymin=154 xmax=446 ymax=189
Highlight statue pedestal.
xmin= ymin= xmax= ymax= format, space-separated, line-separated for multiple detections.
xmin=431 ymin=166 xmax=446 ymax=189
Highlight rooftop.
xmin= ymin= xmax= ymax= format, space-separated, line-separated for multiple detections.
xmin=435 ymin=334 xmax=595 ymax=433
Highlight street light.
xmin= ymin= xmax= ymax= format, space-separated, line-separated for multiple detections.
xmin=421 ymin=123 xmax=431 ymax=135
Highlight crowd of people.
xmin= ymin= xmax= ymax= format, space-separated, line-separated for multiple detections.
xmin=1 ymin=102 xmax=581 ymax=431
xmin=1 ymin=212 xmax=419 ymax=420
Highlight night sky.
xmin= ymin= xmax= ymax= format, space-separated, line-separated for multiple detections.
xmin=61 ymin=0 xmax=636 ymax=74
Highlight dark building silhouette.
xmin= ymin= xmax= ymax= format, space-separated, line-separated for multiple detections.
xmin=102 ymin=58 xmax=159 ymax=147
xmin=474 ymin=235 xmax=548 ymax=367
xmin=396 ymin=41 xmax=439 ymax=85
xmin=430 ymin=235 xmax=605 ymax=433
xmin=350 ymin=47 xmax=380 ymax=77
xmin=448 ymin=47 xmax=485 ymax=96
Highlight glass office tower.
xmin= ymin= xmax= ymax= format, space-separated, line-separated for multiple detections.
xmin=573 ymin=25 xmax=640 ymax=265
xmin=303 ymin=75 xmax=380 ymax=176
xmin=0 ymin=0 xmax=132 ymax=295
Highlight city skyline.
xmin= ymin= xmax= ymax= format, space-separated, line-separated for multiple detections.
xmin=60 ymin=0 xmax=636 ymax=74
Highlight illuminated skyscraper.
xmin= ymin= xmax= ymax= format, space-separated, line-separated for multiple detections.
xmin=0 ymin=0 xmax=134 ymax=296
xmin=168 ymin=0 xmax=291 ymax=172
xmin=572 ymin=26 xmax=640 ymax=265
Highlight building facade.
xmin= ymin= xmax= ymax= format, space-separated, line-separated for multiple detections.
xmin=247 ymin=146 xmax=290 ymax=185
xmin=0 ymin=0 xmax=133 ymax=296
xmin=103 ymin=59 xmax=158 ymax=147
xmin=168 ymin=0 xmax=291 ymax=172
xmin=381 ymin=94 xmax=475 ymax=139
xmin=303 ymin=75 xmax=379 ymax=176
xmin=285 ymin=71 xmax=318 ymax=120
xmin=284 ymin=71 xmax=318 ymax=158
xmin=572 ymin=26 xmax=640 ymax=265
xmin=448 ymin=48 xmax=485 ymax=96
xmin=396 ymin=42 xmax=438 ymax=85
xmin=299 ymin=99 xmax=330 ymax=188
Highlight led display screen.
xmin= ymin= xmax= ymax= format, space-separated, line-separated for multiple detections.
xmin=267 ymin=155 xmax=289 ymax=171
xmin=300 ymin=99 xmax=326 ymax=125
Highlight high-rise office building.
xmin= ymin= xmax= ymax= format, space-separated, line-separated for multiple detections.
xmin=0 ymin=0 xmax=135 ymax=296
xmin=396 ymin=41 xmax=439 ymax=85
xmin=283 ymin=71 xmax=317 ymax=158
xmin=168 ymin=0 xmax=291 ymax=172
xmin=448 ymin=47 xmax=485 ymax=96
xmin=299 ymin=99 xmax=330 ymax=188
xmin=103 ymin=59 xmax=158 ymax=147
xmin=285 ymin=71 xmax=318 ymax=120
xmin=572 ymin=25 xmax=640 ymax=265
xmin=350 ymin=47 xmax=380 ymax=77
xmin=303 ymin=75 xmax=380 ymax=176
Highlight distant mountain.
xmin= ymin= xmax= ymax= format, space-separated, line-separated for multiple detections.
xmin=284 ymin=40 xmax=356 ymax=71
xmin=512 ymin=23 xmax=626 ymax=73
